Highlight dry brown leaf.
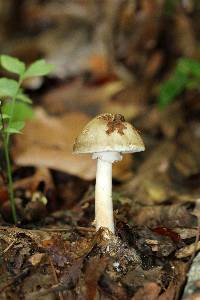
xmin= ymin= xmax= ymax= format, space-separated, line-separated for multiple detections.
xmin=42 ymin=78 xmax=147 ymax=121
xmin=42 ymin=78 xmax=124 ymax=115
xmin=174 ymin=12 xmax=196 ymax=57
xmin=28 ymin=253 xmax=45 ymax=266
xmin=131 ymin=261 xmax=187 ymax=300
xmin=123 ymin=141 xmax=177 ymax=206
xmin=173 ymin=228 xmax=198 ymax=240
xmin=12 ymin=108 xmax=133 ymax=181
xmin=85 ymin=256 xmax=108 ymax=300
xmin=159 ymin=261 xmax=187 ymax=300
xmin=176 ymin=241 xmax=200 ymax=259
xmin=132 ymin=282 xmax=161 ymax=300
xmin=104 ymin=84 xmax=147 ymax=120
xmin=88 ymin=54 xmax=110 ymax=78
xmin=140 ymin=103 xmax=184 ymax=138
xmin=133 ymin=204 xmax=196 ymax=228
xmin=13 ymin=167 xmax=54 ymax=193
xmin=144 ymin=51 xmax=163 ymax=79
xmin=0 ymin=226 xmax=51 ymax=247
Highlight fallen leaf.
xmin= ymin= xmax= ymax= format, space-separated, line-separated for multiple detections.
xmin=176 ymin=241 xmax=200 ymax=259
xmin=131 ymin=282 xmax=161 ymax=300
xmin=13 ymin=167 xmax=54 ymax=193
xmin=133 ymin=204 xmax=197 ymax=228
xmin=28 ymin=252 xmax=45 ymax=266
xmin=41 ymin=236 xmax=70 ymax=267
xmin=173 ymin=12 xmax=196 ymax=57
xmin=42 ymin=78 xmax=124 ymax=115
xmin=85 ymin=256 xmax=108 ymax=300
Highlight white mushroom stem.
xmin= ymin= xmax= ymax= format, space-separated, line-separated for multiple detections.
xmin=92 ymin=151 xmax=122 ymax=233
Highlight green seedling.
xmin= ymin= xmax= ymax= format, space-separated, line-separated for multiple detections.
xmin=0 ymin=55 xmax=54 ymax=223
xmin=158 ymin=57 xmax=200 ymax=109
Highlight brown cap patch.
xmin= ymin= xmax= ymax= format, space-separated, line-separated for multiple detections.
xmin=98 ymin=113 xmax=127 ymax=135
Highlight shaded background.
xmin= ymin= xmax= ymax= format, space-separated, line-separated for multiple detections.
xmin=0 ymin=0 xmax=200 ymax=211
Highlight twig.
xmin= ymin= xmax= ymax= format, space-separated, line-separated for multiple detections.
xmin=3 ymin=240 xmax=15 ymax=253
xmin=41 ymin=226 xmax=95 ymax=233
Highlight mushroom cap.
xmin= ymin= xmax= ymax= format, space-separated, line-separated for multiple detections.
xmin=73 ymin=113 xmax=145 ymax=154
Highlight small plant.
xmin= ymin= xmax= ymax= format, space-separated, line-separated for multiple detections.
xmin=158 ymin=57 xmax=200 ymax=108
xmin=0 ymin=55 xmax=54 ymax=223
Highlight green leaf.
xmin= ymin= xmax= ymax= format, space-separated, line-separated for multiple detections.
xmin=177 ymin=58 xmax=200 ymax=77
xmin=158 ymin=57 xmax=200 ymax=109
xmin=2 ymin=102 xmax=34 ymax=122
xmin=158 ymin=71 xmax=188 ymax=109
xmin=16 ymin=92 xmax=32 ymax=104
xmin=24 ymin=59 xmax=54 ymax=78
xmin=185 ymin=78 xmax=200 ymax=90
xmin=5 ymin=121 xmax=25 ymax=134
xmin=1 ymin=55 xmax=25 ymax=76
xmin=0 ymin=113 xmax=10 ymax=119
xmin=0 ymin=78 xmax=18 ymax=98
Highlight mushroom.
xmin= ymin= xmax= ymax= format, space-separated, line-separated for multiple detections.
xmin=73 ymin=113 xmax=145 ymax=233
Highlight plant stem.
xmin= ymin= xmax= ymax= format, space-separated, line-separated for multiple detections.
xmin=4 ymin=140 xmax=17 ymax=223
xmin=2 ymin=77 xmax=23 ymax=223
xmin=0 ymin=101 xmax=17 ymax=223
xmin=1 ymin=81 xmax=21 ymax=223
